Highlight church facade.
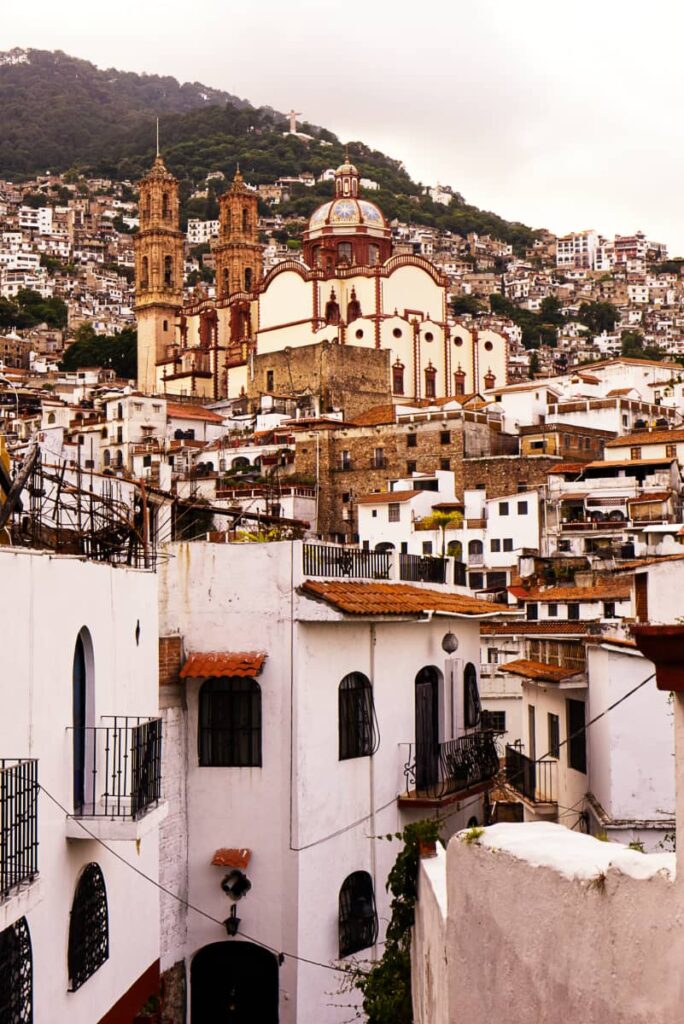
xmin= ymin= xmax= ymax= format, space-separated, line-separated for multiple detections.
xmin=134 ymin=157 xmax=508 ymax=401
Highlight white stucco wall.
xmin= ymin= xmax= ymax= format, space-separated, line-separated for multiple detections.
xmin=0 ymin=549 xmax=161 ymax=1023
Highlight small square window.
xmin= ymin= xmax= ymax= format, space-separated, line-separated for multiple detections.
xmin=422 ymin=541 xmax=433 ymax=554
xmin=503 ymin=538 xmax=513 ymax=552
xmin=407 ymin=433 xmax=417 ymax=448
xmin=490 ymin=539 xmax=501 ymax=552
xmin=666 ymin=444 xmax=676 ymax=458
xmin=440 ymin=430 xmax=450 ymax=445
xmin=603 ymin=601 xmax=616 ymax=618
xmin=517 ymin=501 xmax=528 ymax=515
xmin=371 ymin=509 xmax=378 ymax=518
xmin=440 ymin=458 xmax=450 ymax=471
xmin=499 ymin=502 xmax=509 ymax=515
xmin=342 ymin=492 xmax=351 ymax=503
xmin=630 ymin=446 xmax=641 ymax=460
xmin=548 ymin=603 xmax=558 ymax=617
xmin=469 ymin=572 xmax=484 ymax=589
xmin=568 ymin=603 xmax=580 ymax=621
xmin=266 ymin=370 xmax=275 ymax=391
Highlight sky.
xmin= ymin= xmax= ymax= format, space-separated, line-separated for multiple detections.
xmin=4 ymin=0 xmax=684 ymax=251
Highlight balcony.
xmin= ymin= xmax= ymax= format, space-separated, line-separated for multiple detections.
xmin=1 ymin=760 xmax=38 ymax=901
xmin=303 ymin=542 xmax=392 ymax=579
xmin=504 ymin=744 xmax=557 ymax=806
xmin=399 ymin=553 xmax=447 ymax=584
xmin=66 ymin=717 xmax=166 ymax=841
xmin=398 ymin=732 xmax=501 ymax=807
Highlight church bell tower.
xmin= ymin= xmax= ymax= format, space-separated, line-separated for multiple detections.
xmin=214 ymin=169 xmax=263 ymax=301
xmin=134 ymin=154 xmax=184 ymax=394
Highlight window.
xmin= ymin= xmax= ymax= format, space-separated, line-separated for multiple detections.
xmin=603 ymin=601 xmax=616 ymax=618
xmin=548 ymin=603 xmax=558 ymax=617
xmin=463 ymin=663 xmax=481 ymax=728
xmin=337 ymin=241 xmax=353 ymax=264
xmin=548 ymin=713 xmax=560 ymax=759
xmin=164 ymin=255 xmax=173 ymax=288
xmin=342 ymin=492 xmax=351 ymax=504
xmin=568 ymin=603 xmax=580 ymax=621
xmin=393 ymin=362 xmax=405 ymax=395
xmin=526 ymin=603 xmax=539 ymax=621
xmin=68 ymin=863 xmax=109 ymax=991
xmin=481 ymin=710 xmax=506 ymax=732
xmin=440 ymin=430 xmax=450 ymax=445
xmin=422 ymin=541 xmax=433 ymax=555
xmin=517 ymin=501 xmax=528 ymax=515
xmin=198 ymin=677 xmax=262 ymax=767
xmin=339 ymin=673 xmax=377 ymax=760
xmin=503 ymin=539 xmax=513 ymax=552
xmin=406 ymin=432 xmax=417 ymax=448
xmin=517 ymin=481 xmax=528 ymax=492
xmin=490 ymin=539 xmax=501 ymax=552
xmin=469 ymin=572 xmax=484 ymax=589
xmin=567 ymin=699 xmax=587 ymax=773
xmin=0 ymin=917 xmax=33 ymax=1022
xmin=630 ymin=446 xmax=642 ymax=460
xmin=424 ymin=365 xmax=437 ymax=399
xmin=266 ymin=370 xmax=274 ymax=392
xmin=339 ymin=872 xmax=378 ymax=957
xmin=499 ymin=502 xmax=509 ymax=516
xmin=388 ymin=503 xmax=400 ymax=522
xmin=487 ymin=647 xmax=499 ymax=664
xmin=372 ymin=447 xmax=386 ymax=469
xmin=666 ymin=444 xmax=676 ymax=458
xmin=440 ymin=458 xmax=450 ymax=471
xmin=371 ymin=509 xmax=377 ymax=518
xmin=407 ymin=460 xmax=417 ymax=474
xmin=244 ymin=267 xmax=253 ymax=291
xmin=368 ymin=244 xmax=380 ymax=266
xmin=341 ymin=450 xmax=351 ymax=470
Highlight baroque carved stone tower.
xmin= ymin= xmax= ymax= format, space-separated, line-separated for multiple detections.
xmin=134 ymin=155 xmax=184 ymax=394
xmin=214 ymin=169 xmax=263 ymax=302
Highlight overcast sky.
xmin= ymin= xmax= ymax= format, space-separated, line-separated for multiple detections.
xmin=4 ymin=0 xmax=684 ymax=252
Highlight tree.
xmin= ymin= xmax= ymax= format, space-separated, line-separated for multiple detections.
xmin=59 ymin=326 xmax=137 ymax=378
xmin=620 ymin=330 xmax=664 ymax=361
xmin=539 ymin=295 xmax=564 ymax=327
xmin=451 ymin=294 xmax=483 ymax=317
xmin=529 ymin=352 xmax=540 ymax=378
xmin=578 ymin=301 xmax=619 ymax=335
xmin=419 ymin=510 xmax=463 ymax=557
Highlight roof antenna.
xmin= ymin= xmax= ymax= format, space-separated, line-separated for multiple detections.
xmin=156 ymin=117 xmax=160 ymax=158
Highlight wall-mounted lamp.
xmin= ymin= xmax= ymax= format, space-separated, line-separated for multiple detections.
xmin=221 ymin=869 xmax=252 ymax=900
xmin=224 ymin=904 xmax=241 ymax=937
xmin=441 ymin=632 xmax=459 ymax=654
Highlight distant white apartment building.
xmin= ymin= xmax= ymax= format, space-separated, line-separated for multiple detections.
xmin=556 ymin=230 xmax=599 ymax=270
xmin=187 ymin=218 xmax=220 ymax=245
xmin=18 ymin=204 xmax=53 ymax=234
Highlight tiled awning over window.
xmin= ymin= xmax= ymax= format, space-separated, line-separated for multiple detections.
xmin=180 ymin=652 xmax=266 ymax=679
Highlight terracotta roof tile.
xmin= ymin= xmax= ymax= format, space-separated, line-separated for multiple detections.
xmin=300 ymin=580 xmax=508 ymax=617
xmin=546 ymin=463 xmax=588 ymax=475
xmin=586 ymin=458 xmax=675 ymax=469
xmin=511 ymin=580 xmax=631 ymax=602
xmin=356 ymin=490 xmax=420 ymax=505
xmin=481 ymin=621 xmax=591 ymax=635
xmin=211 ymin=848 xmax=252 ymax=868
xmin=351 ymin=404 xmax=398 ymax=426
xmin=167 ymin=402 xmax=225 ymax=423
xmin=499 ymin=658 xmax=583 ymax=683
xmin=180 ymin=651 xmax=266 ymax=678
xmin=606 ymin=429 xmax=684 ymax=448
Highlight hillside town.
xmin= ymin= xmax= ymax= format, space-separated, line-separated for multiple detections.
xmin=3 ymin=148 xmax=684 ymax=1024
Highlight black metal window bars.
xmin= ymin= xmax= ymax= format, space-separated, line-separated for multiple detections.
xmin=1 ymin=759 xmax=38 ymax=901
xmin=0 ymin=916 xmax=33 ymax=1023
xmin=338 ymin=871 xmax=378 ymax=958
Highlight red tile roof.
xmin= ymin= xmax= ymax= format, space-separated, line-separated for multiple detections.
xmin=481 ymin=621 xmax=591 ymax=635
xmin=606 ymin=429 xmax=684 ymax=448
xmin=351 ymin=404 xmax=398 ymax=426
xmin=211 ymin=848 xmax=251 ymax=868
xmin=586 ymin=458 xmax=675 ymax=469
xmin=300 ymin=580 xmax=508 ymax=617
xmin=499 ymin=659 xmax=583 ymax=683
xmin=167 ymin=402 xmax=225 ymax=423
xmin=356 ymin=490 xmax=420 ymax=505
xmin=546 ymin=463 xmax=588 ymax=475
xmin=510 ymin=580 xmax=631 ymax=602
xmin=180 ymin=651 xmax=266 ymax=678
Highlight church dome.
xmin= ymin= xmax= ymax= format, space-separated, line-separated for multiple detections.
xmin=308 ymin=196 xmax=386 ymax=233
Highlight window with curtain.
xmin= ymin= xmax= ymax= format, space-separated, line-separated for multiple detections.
xmin=199 ymin=677 xmax=262 ymax=767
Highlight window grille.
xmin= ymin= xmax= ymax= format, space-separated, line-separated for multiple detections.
xmin=68 ymin=863 xmax=109 ymax=992
xmin=463 ymin=663 xmax=481 ymax=729
xmin=388 ymin=503 xmax=400 ymax=523
xmin=548 ymin=713 xmax=560 ymax=758
xmin=199 ymin=677 xmax=262 ymax=767
xmin=339 ymin=673 xmax=378 ymax=760
xmin=0 ymin=917 xmax=32 ymax=1024
xmin=481 ymin=710 xmax=506 ymax=732
xmin=338 ymin=871 xmax=378 ymax=958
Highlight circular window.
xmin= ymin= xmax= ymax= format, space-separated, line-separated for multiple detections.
xmin=393 ymin=328 xmax=402 ymax=339
xmin=454 ymin=337 xmax=463 ymax=347
xmin=484 ymin=340 xmax=493 ymax=351
xmin=355 ymin=329 xmax=364 ymax=340
xmin=424 ymin=331 xmax=434 ymax=342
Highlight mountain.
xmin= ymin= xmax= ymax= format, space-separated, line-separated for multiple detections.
xmin=0 ymin=48 xmax=539 ymax=252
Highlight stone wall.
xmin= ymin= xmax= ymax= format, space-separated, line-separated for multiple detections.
xmin=249 ymin=341 xmax=392 ymax=421
xmin=462 ymin=455 xmax=561 ymax=498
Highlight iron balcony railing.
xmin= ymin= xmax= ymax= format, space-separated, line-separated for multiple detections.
xmin=1 ymin=759 xmax=38 ymax=900
xmin=505 ymin=744 xmax=557 ymax=804
xmin=70 ymin=717 xmax=162 ymax=820
xmin=302 ymin=542 xmax=391 ymax=579
xmin=403 ymin=731 xmax=501 ymax=801
xmin=399 ymin=553 xmax=447 ymax=584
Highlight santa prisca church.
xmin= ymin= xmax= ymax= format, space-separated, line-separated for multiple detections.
xmin=134 ymin=154 xmax=508 ymax=400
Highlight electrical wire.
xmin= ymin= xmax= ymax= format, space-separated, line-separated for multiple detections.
xmin=37 ymin=781 xmax=358 ymax=977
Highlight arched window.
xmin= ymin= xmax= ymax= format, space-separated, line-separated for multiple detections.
xmin=346 ymin=288 xmax=361 ymax=322
xmin=103 ymin=450 xmax=111 ymax=467
xmin=0 ymin=916 xmax=32 ymax=1023
xmin=242 ymin=208 xmax=248 ymax=233
xmin=199 ymin=677 xmax=262 ymax=767
xmin=463 ymin=663 xmax=481 ymax=730
xmin=425 ymin=364 xmax=437 ymax=399
xmin=468 ymin=539 xmax=483 ymax=557
xmin=141 ymin=256 xmax=149 ymax=289
xmin=337 ymin=241 xmax=353 ymax=265
xmin=338 ymin=672 xmax=378 ymax=760
xmin=312 ymin=245 xmax=322 ymax=267
xmin=68 ymin=863 xmax=109 ymax=991
xmin=47 ymin=411 xmax=56 ymax=424
xmin=368 ymin=244 xmax=380 ymax=266
xmin=244 ymin=267 xmax=253 ymax=291
xmin=115 ymin=450 xmax=123 ymax=468
xmin=447 ymin=540 xmax=462 ymax=560
xmin=339 ymin=872 xmax=378 ymax=957
xmin=162 ymin=192 xmax=169 ymax=219
xmin=392 ymin=361 xmax=405 ymax=395
xmin=164 ymin=255 xmax=173 ymax=288
xmin=325 ymin=289 xmax=340 ymax=326
xmin=222 ymin=267 xmax=230 ymax=297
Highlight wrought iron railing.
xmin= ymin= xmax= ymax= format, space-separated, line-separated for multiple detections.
xmin=302 ymin=543 xmax=391 ymax=579
xmin=1 ymin=759 xmax=38 ymax=900
xmin=505 ymin=744 xmax=556 ymax=803
xmin=399 ymin=553 xmax=446 ymax=584
xmin=70 ymin=717 xmax=162 ymax=820
xmin=402 ymin=731 xmax=500 ymax=800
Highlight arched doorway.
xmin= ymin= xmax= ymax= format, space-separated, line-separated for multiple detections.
xmin=72 ymin=628 xmax=94 ymax=813
xmin=191 ymin=941 xmax=279 ymax=1023
xmin=415 ymin=666 xmax=441 ymax=791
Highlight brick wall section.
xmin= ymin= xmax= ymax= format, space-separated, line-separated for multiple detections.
xmin=462 ymin=455 xmax=562 ymax=497
xmin=294 ymin=413 xmax=516 ymax=538
xmin=249 ymin=341 xmax=392 ymax=422
xmin=159 ymin=635 xmax=183 ymax=686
